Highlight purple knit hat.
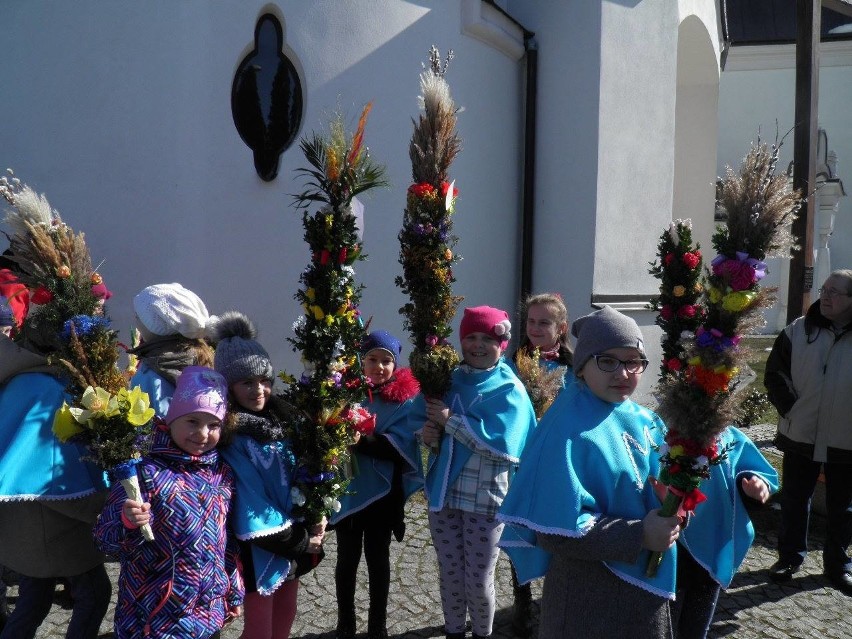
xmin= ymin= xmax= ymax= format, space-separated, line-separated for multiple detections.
xmin=165 ymin=366 xmax=228 ymax=424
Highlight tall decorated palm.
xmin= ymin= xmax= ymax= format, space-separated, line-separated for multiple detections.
xmin=281 ymin=105 xmax=387 ymax=523
xmin=396 ymin=45 xmax=463 ymax=398
xmin=646 ymin=137 xmax=803 ymax=575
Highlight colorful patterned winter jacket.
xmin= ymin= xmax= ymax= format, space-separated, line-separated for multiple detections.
xmin=94 ymin=424 xmax=244 ymax=639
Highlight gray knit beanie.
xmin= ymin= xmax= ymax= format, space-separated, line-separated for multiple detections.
xmin=571 ymin=306 xmax=645 ymax=374
xmin=210 ymin=311 xmax=274 ymax=385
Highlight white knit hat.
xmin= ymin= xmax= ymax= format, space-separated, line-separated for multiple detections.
xmin=133 ymin=283 xmax=212 ymax=339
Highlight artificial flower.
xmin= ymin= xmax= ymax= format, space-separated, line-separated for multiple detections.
xmin=52 ymin=403 xmax=86 ymax=441
xmin=682 ymin=252 xmax=700 ymax=269
xmin=672 ymin=285 xmax=686 ymax=297
xmin=121 ymin=386 xmax=155 ymax=426
xmin=31 ymin=286 xmax=54 ymax=305
xmin=56 ymin=264 xmax=71 ymax=278
xmin=721 ymin=291 xmax=755 ymax=312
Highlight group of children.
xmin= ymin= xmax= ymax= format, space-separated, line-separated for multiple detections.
xmin=0 ymin=281 xmax=779 ymax=639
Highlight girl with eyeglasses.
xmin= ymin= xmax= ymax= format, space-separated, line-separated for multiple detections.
xmin=499 ymin=306 xmax=680 ymax=638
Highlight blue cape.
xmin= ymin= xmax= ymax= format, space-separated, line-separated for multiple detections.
xmin=220 ymin=434 xmax=296 ymax=595
xmin=331 ymin=390 xmax=423 ymax=524
xmin=0 ymin=372 xmax=107 ymax=500
xmin=412 ymin=360 xmax=537 ymax=512
xmin=498 ymin=382 xmax=676 ymax=599
xmin=680 ymin=426 xmax=779 ymax=587
xmin=130 ymin=364 xmax=174 ymax=418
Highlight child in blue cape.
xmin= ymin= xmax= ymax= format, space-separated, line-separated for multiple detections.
xmin=128 ymin=283 xmax=216 ymax=417
xmin=93 ymin=366 xmax=244 ymax=639
xmin=506 ymin=292 xmax=574 ymax=637
xmin=212 ymin=312 xmax=325 ymax=639
xmin=499 ymin=307 xmax=681 ymax=639
xmin=418 ymin=305 xmax=537 ymax=639
xmin=331 ymin=330 xmax=422 ymax=639
xmin=668 ymin=428 xmax=776 ymax=637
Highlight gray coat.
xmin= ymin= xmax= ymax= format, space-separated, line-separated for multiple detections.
xmin=537 ymin=517 xmax=673 ymax=639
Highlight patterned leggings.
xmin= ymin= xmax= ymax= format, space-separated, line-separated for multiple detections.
xmin=428 ymin=508 xmax=504 ymax=637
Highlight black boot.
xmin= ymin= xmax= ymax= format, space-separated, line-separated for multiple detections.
xmin=511 ymin=568 xmax=533 ymax=638
xmin=336 ymin=614 xmax=356 ymax=639
xmin=368 ymin=613 xmax=389 ymax=639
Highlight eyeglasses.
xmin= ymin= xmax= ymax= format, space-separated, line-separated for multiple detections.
xmin=818 ymin=287 xmax=852 ymax=299
xmin=592 ymin=355 xmax=649 ymax=374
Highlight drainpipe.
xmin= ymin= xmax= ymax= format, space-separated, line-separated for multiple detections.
xmin=520 ymin=34 xmax=538 ymax=300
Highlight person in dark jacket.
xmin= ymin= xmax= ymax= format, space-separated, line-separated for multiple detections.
xmin=764 ymin=269 xmax=852 ymax=595
xmin=331 ymin=331 xmax=422 ymax=639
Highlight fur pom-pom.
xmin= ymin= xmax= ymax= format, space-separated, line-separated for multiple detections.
xmin=379 ymin=367 xmax=420 ymax=403
xmin=208 ymin=310 xmax=257 ymax=343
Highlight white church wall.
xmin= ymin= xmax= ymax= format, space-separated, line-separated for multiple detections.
xmin=0 ymin=1 xmax=527 ymax=373
xmin=506 ymin=1 xmax=721 ymax=400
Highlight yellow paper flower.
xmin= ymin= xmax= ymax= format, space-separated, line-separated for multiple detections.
xmin=310 ymin=305 xmax=325 ymax=321
xmin=721 ymin=291 xmax=755 ymax=312
xmin=121 ymin=386 xmax=155 ymax=426
xmin=669 ymin=445 xmax=685 ymax=458
xmin=72 ymin=386 xmax=119 ymax=423
xmin=672 ymin=285 xmax=686 ymax=298
xmin=52 ymin=403 xmax=86 ymax=441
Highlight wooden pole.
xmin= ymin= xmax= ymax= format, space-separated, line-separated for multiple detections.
xmin=788 ymin=0 xmax=820 ymax=324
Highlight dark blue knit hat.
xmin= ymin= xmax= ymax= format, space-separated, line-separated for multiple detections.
xmin=361 ymin=330 xmax=402 ymax=365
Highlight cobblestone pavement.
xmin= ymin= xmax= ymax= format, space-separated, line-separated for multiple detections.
xmin=6 ymin=425 xmax=852 ymax=638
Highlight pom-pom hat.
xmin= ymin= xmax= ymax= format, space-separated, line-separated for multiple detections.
xmin=165 ymin=366 xmax=228 ymax=424
xmin=133 ymin=283 xmax=211 ymax=341
xmin=211 ymin=311 xmax=274 ymax=385
xmin=571 ymin=306 xmax=645 ymax=374
xmin=361 ymin=330 xmax=402 ymax=365
xmin=460 ymin=305 xmax=512 ymax=347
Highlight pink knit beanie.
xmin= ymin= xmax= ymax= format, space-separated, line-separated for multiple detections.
xmin=459 ymin=305 xmax=512 ymax=347
xmin=165 ymin=366 xmax=228 ymax=424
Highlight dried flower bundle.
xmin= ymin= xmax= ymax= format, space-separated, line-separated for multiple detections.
xmin=513 ymin=347 xmax=566 ymax=419
xmin=1 ymin=171 xmax=124 ymax=395
xmin=282 ymin=106 xmax=386 ymax=523
xmin=397 ymin=46 xmax=463 ymax=397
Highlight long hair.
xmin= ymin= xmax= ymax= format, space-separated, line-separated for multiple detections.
xmin=514 ymin=292 xmax=573 ymax=366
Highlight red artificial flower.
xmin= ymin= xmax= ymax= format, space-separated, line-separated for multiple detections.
xmin=687 ymin=364 xmax=731 ymax=396
xmin=31 ymin=286 xmax=54 ymax=305
xmin=338 ymin=247 xmax=348 ymax=264
xmin=660 ymin=305 xmax=674 ymax=321
xmin=678 ymin=305 xmax=697 ymax=319
xmin=682 ymin=252 xmax=700 ymax=269
xmin=408 ymin=182 xmax=436 ymax=198
xmin=320 ymin=249 xmax=330 ymax=265
xmin=663 ymin=253 xmax=675 ymax=266
xmin=665 ymin=357 xmax=683 ymax=372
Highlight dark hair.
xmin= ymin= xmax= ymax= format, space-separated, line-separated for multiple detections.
xmin=514 ymin=292 xmax=573 ymax=366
